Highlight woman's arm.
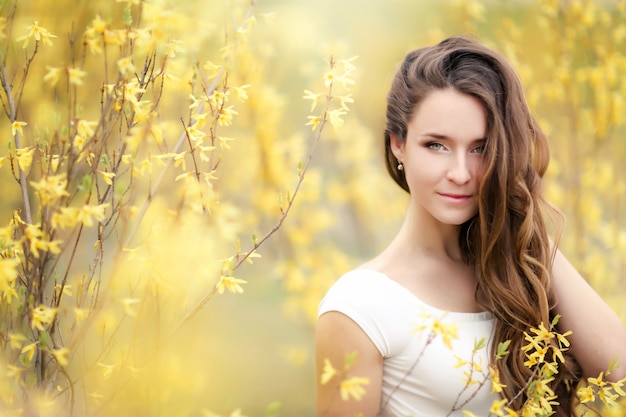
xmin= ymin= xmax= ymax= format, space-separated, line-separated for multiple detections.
xmin=551 ymin=247 xmax=626 ymax=381
xmin=315 ymin=311 xmax=384 ymax=417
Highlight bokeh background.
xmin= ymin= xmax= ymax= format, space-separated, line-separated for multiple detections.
xmin=1 ymin=0 xmax=625 ymax=416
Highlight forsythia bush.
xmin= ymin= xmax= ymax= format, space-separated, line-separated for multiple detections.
xmin=0 ymin=0 xmax=357 ymax=415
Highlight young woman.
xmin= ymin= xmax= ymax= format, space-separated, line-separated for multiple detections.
xmin=316 ymin=36 xmax=626 ymax=417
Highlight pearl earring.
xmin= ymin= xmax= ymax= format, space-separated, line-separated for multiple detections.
xmin=397 ymin=161 xmax=404 ymax=171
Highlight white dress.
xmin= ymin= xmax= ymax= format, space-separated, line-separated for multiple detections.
xmin=318 ymin=269 xmax=499 ymax=417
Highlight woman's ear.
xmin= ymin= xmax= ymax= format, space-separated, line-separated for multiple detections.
xmin=389 ymin=133 xmax=405 ymax=161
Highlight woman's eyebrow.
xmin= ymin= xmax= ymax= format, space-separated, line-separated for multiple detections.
xmin=419 ymin=132 xmax=487 ymax=142
xmin=419 ymin=132 xmax=448 ymax=139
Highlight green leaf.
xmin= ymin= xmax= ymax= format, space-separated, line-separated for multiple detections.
xmin=607 ymin=357 xmax=619 ymax=374
xmin=496 ymin=340 xmax=511 ymax=359
xmin=123 ymin=6 xmax=133 ymax=26
xmin=265 ymin=401 xmax=281 ymax=417
xmin=78 ymin=174 xmax=92 ymax=192
xmin=344 ymin=350 xmax=358 ymax=370
xmin=474 ymin=337 xmax=486 ymax=351
xmin=39 ymin=331 xmax=50 ymax=349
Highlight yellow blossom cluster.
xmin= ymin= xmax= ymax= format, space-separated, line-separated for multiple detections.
xmin=320 ymin=352 xmax=371 ymax=402
xmin=304 ymin=56 xmax=357 ymax=131
xmin=578 ymin=370 xmax=626 ymax=409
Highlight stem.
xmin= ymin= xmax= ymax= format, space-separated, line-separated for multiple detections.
xmin=0 ymin=49 xmax=33 ymax=224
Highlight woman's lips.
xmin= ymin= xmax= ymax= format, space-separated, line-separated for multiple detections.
xmin=439 ymin=193 xmax=472 ymax=202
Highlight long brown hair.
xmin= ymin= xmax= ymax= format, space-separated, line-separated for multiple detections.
xmin=384 ymin=36 xmax=581 ymax=415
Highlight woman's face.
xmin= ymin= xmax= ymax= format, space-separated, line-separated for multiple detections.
xmin=391 ymin=88 xmax=487 ymax=226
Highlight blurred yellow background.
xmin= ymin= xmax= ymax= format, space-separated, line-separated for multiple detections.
xmin=1 ymin=0 xmax=625 ymax=416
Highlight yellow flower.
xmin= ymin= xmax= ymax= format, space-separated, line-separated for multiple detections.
xmin=6 ymin=365 xmax=24 ymax=382
xmin=11 ymin=120 xmax=27 ymax=136
xmin=203 ymin=60 xmax=222 ymax=79
xmin=77 ymin=119 xmax=98 ymax=138
xmin=198 ymin=145 xmax=216 ymax=162
xmin=104 ymin=29 xmax=125 ymax=45
xmin=217 ymin=106 xmax=238 ymax=126
xmin=97 ymin=362 xmax=116 ymax=379
xmin=578 ymin=385 xmax=595 ymax=403
xmin=98 ymin=170 xmax=116 ymax=185
xmin=73 ymin=135 xmax=86 ymax=152
xmin=504 ymin=407 xmax=519 ymax=417
xmin=228 ymin=409 xmax=248 ymax=417
xmin=0 ymin=255 xmax=19 ymax=300
xmin=117 ymin=56 xmax=135 ymax=77
xmin=172 ymin=153 xmax=187 ymax=170
xmin=21 ymin=342 xmax=38 ymax=362
xmin=51 ymin=207 xmax=79 ymax=229
xmin=31 ymin=305 xmax=58 ymax=331
xmin=73 ymin=308 xmax=89 ymax=322
xmin=323 ymin=70 xmax=335 ymax=88
xmin=30 ymin=174 xmax=70 ymax=206
xmin=231 ymin=85 xmax=250 ymax=102
xmin=88 ymin=15 xmax=107 ymax=35
xmin=209 ymin=89 xmax=226 ymax=107
xmin=218 ymin=136 xmax=234 ymax=149
xmin=528 ymin=323 xmax=554 ymax=344
xmin=24 ymin=224 xmax=62 ymax=257
xmin=430 ymin=318 xmax=459 ymax=350
xmin=489 ymin=366 xmax=507 ymax=393
xmin=0 ymin=257 xmax=19 ymax=285
xmin=55 ymin=284 xmax=73 ymax=297
xmin=338 ymin=94 xmax=354 ymax=110
xmin=8 ymin=333 xmax=26 ymax=349
xmin=216 ymin=276 xmax=247 ymax=294
xmin=89 ymin=390 xmax=104 ymax=404
xmin=490 ymin=399 xmax=508 ymax=416
xmin=75 ymin=203 xmax=109 ymax=227
xmin=453 ymin=355 xmax=468 ymax=369
xmin=85 ymin=37 xmax=103 ymax=54
xmin=137 ymin=158 xmax=153 ymax=175
xmin=612 ymin=378 xmax=626 ymax=396
xmin=303 ymin=90 xmax=323 ymax=112
xmin=588 ymin=372 xmax=607 ymax=387
xmin=305 ymin=116 xmax=322 ymax=131
xmin=16 ymin=147 xmax=35 ymax=171
xmin=340 ymin=376 xmax=370 ymax=401
xmin=43 ymin=66 xmax=63 ymax=86
xmin=51 ymin=347 xmax=70 ymax=367
xmin=320 ymin=358 xmax=337 ymax=385
xmin=328 ymin=109 xmax=347 ymax=128
xmin=597 ymin=385 xmax=619 ymax=406
xmin=18 ymin=21 xmax=57 ymax=48
xmin=68 ymin=67 xmax=87 ymax=86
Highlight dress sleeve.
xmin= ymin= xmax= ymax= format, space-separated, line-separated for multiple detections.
xmin=318 ymin=270 xmax=412 ymax=358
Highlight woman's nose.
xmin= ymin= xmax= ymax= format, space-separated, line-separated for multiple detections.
xmin=446 ymin=155 xmax=471 ymax=184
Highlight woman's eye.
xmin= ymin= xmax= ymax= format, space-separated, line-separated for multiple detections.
xmin=472 ymin=145 xmax=486 ymax=154
xmin=426 ymin=142 xmax=445 ymax=151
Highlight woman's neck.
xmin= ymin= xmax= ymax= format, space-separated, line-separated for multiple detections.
xmin=392 ymin=206 xmax=464 ymax=262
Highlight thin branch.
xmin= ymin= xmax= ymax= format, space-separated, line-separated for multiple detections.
xmin=0 ymin=48 xmax=33 ymax=224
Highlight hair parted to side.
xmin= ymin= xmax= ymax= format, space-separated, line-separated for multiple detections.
xmin=384 ymin=35 xmax=582 ymax=415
